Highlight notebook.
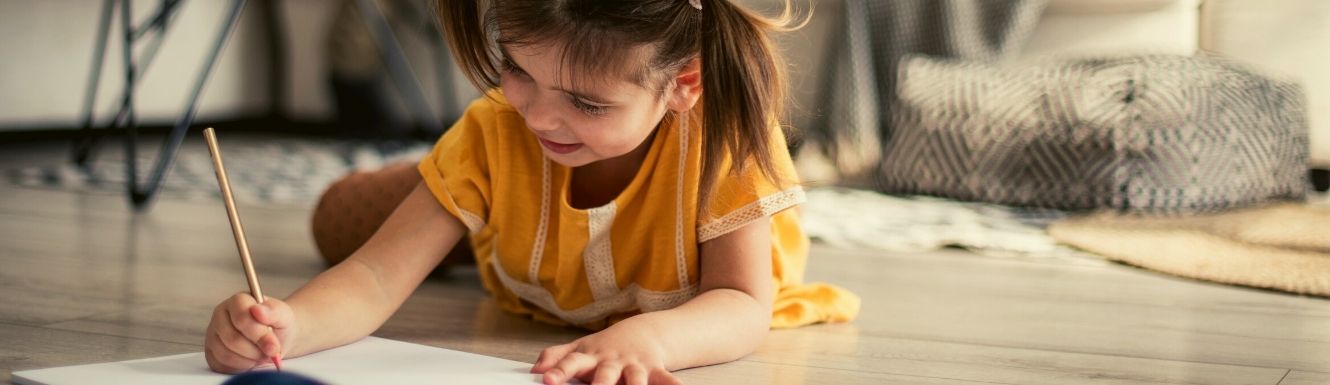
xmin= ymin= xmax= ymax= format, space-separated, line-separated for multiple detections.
xmin=12 ymin=336 xmax=541 ymax=385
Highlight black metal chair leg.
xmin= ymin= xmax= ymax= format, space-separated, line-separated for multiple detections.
xmin=76 ymin=0 xmax=184 ymax=172
xmin=73 ymin=0 xmax=118 ymax=167
xmin=128 ymin=0 xmax=248 ymax=209
xmin=120 ymin=0 xmax=140 ymax=201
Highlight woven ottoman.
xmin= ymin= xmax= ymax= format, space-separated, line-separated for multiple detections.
xmin=880 ymin=55 xmax=1309 ymax=213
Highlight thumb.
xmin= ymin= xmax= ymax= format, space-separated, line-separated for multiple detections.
xmin=249 ymin=297 xmax=295 ymax=330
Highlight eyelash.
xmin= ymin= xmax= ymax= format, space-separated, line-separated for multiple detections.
xmin=501 ymin=59 xmax=527 ymax=78
xmin=502 ymin=58 xmax=610 ymax=117
xmin=570 ymin=97 xmax=609 ymax=116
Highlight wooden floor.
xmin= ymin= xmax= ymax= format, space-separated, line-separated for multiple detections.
xmin=3 ymin=140 xmax=1329 ymax=385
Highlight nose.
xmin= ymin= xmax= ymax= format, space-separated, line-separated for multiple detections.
xmin=522 ymin=93 xmax=562 ymax=133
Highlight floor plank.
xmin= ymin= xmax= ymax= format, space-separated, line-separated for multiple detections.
xmin=41 ymin=304 xmax=215 ymax=348
xmin=1279 ymin=370 xmax=1330 ymax=385
xmin=678 ymin=360 xmax=1010 ymax=385
xmin=750 ymin=326 xmax=1287 ymax=385
xmin=815 ymin=247 xmax=1330 ymax=372
xmin=0 ymin=323 xmax=196 ymax=384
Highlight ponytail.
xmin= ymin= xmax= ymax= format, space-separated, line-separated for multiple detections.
xmin=698 ymin=0 xmax=805 ymax=212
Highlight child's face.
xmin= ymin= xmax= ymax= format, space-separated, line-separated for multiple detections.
xmin=500 ymin=43 xmax=690 ymax=168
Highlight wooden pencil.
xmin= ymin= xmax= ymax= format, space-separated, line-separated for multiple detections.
xmin=202 ymin=127 xmax=284 ymax=371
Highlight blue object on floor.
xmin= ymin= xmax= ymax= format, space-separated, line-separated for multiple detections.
xmin=222 ymin=371 xmax=326 ymax=385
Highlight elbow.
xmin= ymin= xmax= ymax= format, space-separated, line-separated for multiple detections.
xmin=728 ymin=287 xmax=774 ymax=345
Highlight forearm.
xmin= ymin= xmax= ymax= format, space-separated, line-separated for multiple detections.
xmin=283 ymin=183 xmax=462 ymax=357
xmin=282 ymin=257 xmax=400 ymax=357
xmin=622 ymin=288 xmax=771 ymax=370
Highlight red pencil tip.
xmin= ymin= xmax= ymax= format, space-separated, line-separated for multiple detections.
xmin=272 ymin=356 xmax=283 ymax=371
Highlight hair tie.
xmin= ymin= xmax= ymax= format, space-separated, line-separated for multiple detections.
xmin=689 ymin=0 xmax=702 ymax=10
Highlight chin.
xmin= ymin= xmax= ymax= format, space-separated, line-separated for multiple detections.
xmin=543 ymin=151 xmax=594 ymax=168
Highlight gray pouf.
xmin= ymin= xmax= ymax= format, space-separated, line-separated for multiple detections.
xmin=880 ymin=54 xmax=1309 ymax=213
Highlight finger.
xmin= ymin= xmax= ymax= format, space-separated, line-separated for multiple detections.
xmin=250 ymin=297 xmax=295 ymax=330
xmin=648 ymin=367 xmax=683 ymax=385
xmin=624 ymin=364 xmax=649 ymax=385
xmin=531 ymin=343 xmax=576 ymax=373
xmin=257 ymin=330 xmax=283 ymax=359
xmin=544 ymin=352 xmax=598 ymax=385
xmin=205 ymin=327 xmax=260 ymax=373
xmin=213 ymin=304 xmax=266 ymax=361
xmin=225 ymin=293 xmax=270 ymax=343
xmin=249 ymin=300 xmax=292 ymax=358
xmin=590 ymin=361 xmax=624 ymax=385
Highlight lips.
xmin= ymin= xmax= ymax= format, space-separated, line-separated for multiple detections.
xmin=537 ymin=137 xmax=583 ymax=154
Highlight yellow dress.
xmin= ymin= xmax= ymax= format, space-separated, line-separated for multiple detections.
xmin=418 ymin=92 xmax=859 ymax=329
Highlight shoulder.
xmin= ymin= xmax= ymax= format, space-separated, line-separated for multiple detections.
xmin=436 ymin=90 xmax=532 ymax=151
xmin=457 ymin=89 xmax=518 ymax=127
xmin=695 ymin=124 xmax=805 ymax=242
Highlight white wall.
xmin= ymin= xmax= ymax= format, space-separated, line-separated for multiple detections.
xmin=0 ymin=0 xmax=467 ymax=130
xmin=1020 ymin=0 xmax=1200 ymax=61
xmin=0 ymin=0 xmax=271 ymax=128
xmin=1202 ymin=0 xmax=1330 ymax=167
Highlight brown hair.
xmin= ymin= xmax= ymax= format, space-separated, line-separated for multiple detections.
xmin=440 ymin=0 xmax=806 ymax=211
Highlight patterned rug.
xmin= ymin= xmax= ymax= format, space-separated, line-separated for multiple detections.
xmin=3 ymin=135 xmax=432 ymax=206
xmin=799 ymin=187 xmax=1103 ymax=262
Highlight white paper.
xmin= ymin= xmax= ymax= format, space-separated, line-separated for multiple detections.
xmin=12 ymin=337 xmax=542 ymax=385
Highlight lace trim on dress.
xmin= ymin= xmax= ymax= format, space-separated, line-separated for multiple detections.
xmin=698 ymin=187 xmax=806 ymax=243
xmin=491 ymin=251 xmax=698 ymax=325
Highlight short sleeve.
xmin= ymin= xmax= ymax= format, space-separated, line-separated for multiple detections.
xmin=418 ymin=98 xmax=498 ymax=233
xmin=696 ymin=128 xmax=807 ymax=242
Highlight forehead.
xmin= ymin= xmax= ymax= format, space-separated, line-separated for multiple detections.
xmin=500 ymin=39 xmax=660 ymax=92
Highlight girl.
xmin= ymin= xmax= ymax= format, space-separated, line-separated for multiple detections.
xmin=204 ymin=1 xmax=860 ymax=384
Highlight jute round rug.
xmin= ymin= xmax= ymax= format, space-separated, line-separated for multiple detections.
xmin=1049 ymin=199 xmax=1330 ymax=297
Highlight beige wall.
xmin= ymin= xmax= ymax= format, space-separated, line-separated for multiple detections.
xmin=1202 ymin=0 xmax=1330 ymax=167
xmin=0 ymin=1 xmax=272 ymax=127
xmin=0 ymin=0 xmax=464 ymax=129
xmin=2 ymin=0 xmax=1325 ymax=167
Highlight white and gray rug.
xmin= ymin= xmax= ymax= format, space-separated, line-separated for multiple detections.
xmin=3 ymin=136 xmax=431 ymax=206
xmin=800 ymin=187 xmax=1102 ymax=262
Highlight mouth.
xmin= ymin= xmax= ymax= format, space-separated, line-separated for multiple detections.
xmin=537 ymin=137 xmax=583 ymax=154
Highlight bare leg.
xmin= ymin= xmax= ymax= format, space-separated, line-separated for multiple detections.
xmin=311 ymin=161 xmax=474 ymax=271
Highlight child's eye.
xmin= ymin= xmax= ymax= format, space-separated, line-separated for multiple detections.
xmin=570 ymin=96 xmax=609 ymax=116
xmin=501 ymin=59 xmax=530 ymax=79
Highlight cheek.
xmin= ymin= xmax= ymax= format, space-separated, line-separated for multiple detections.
xmin=499 ymin=75 xmax=532 ymax=107
xmin=580 ymin=113 xmax=659 ymax=154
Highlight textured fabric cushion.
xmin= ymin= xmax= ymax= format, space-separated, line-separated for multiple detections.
xmin=880 ymin=54 xmax=1308 ymax=213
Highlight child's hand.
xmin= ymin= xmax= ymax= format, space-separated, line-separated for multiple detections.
xmin=204 ymin=293 xmax=296 ymax=373
xmin=531 ymin=321 xmax=683 ymax=385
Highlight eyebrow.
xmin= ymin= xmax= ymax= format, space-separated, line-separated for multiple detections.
xmin=499 ymin=45 xmax=615 ymax=105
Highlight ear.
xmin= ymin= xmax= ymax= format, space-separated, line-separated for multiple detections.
xmin=666 ymin=57 xmax=702 ymax=112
